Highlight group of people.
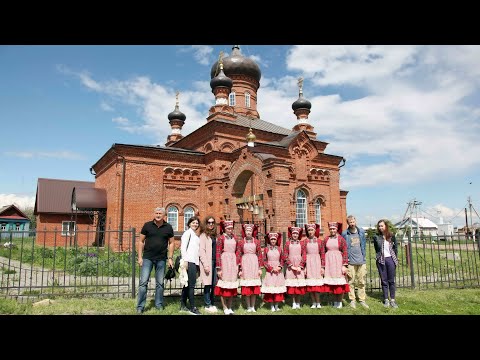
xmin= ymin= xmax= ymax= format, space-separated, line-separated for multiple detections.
xmin=135 ymin=207 xmax=399 ymax=315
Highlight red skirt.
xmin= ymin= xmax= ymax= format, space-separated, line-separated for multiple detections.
xmin=319 ymin=284 xmax=350 ymax=294
xmin=214 ymin=286 xmax=238 ymax=297
xmin=263 ymin=293 xmax=285 ymax=303
xmin=306 ymin=285 xmax=323 ymax=293
xmin=241 ymin=286 xmax=261 ymax=296
xmin=287 ymin=286 xmax=306 ymax=295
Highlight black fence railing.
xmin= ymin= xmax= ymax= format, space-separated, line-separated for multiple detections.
xmin=1 ymin=229 xmax=479 ymax=302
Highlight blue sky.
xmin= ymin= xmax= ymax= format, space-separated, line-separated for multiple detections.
xmin=1 ymin=45 xmax=479 ymax=228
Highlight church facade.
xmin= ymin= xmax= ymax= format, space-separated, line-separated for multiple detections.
xmin=36 ymin=46 xmax=348 ymax=249
xmin=93 ymin=45 xmax=348 ymax=245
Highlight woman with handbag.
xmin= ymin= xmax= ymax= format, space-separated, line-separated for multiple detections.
xmin=179 ymin=216 xmax=202 ymax=315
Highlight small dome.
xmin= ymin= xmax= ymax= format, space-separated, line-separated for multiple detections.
xmin=292 ymin=94 xmax=312 ymax=111
xmin=246 ymin=128 xmax=256 ymax=142
xmin=211 ymin=45 xmax=261 ymax=83
xmin=168 ymin=106 xmax=186 ymax=121
xmin=210 ymin=64 xmax=233 ymax=90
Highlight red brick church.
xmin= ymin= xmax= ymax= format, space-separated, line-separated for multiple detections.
xmin=35 ymin=45 xmax=348 ymax=247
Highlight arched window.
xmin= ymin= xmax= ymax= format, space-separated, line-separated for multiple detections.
xmin=184 ymin=207 xmax=195 ymax=230
xmin=245 ymin=91 xmax=251 ymax=108
xmin=229 ymin=91 xmax=236 ymax=106
xmin=167 ymin=206 xmax=178 ymax=231
xmin=315 ymin=198 xmax=322 ymax=228
xmin=296 ymin=189 xmax=307 ymax=228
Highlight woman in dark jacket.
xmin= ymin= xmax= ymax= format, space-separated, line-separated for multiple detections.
xmin=372 ymin=219 xmax=399 ymax=308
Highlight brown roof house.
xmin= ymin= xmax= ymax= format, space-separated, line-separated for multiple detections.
xmin=34 ymin=178 xmax=107 ymax=247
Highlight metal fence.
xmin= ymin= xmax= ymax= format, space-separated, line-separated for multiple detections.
xmin=1 ymin=229 xmax=479 ymax=302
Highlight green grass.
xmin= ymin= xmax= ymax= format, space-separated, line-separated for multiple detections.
xmin=1 ymin=287 xmax=479 ymax=315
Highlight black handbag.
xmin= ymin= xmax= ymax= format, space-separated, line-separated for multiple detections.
xmin=174 ymin=233 xmax=191 ymax=272
xmin=164 ymin=266 xmax=176 ymax=281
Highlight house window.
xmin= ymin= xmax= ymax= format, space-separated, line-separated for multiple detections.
xmin=245 ymin=91 xmax=251 ymax=108
xmin=315 ymin=199 xmax=322 ymax=229
xmin=62 ymin=221 xmax=76 ymax=236
xmin=184 ymin=207 xmax=195 ymax=230
xmin=1 ymin=223 xmax=6 ymax=231
xmin=229 ymin=92 xmax=236 ymax=106
xmin=296 ymin=189 xmax=307 ymax=228
xmin=167 ymin=206 xmax=178 ymax=231
xmin=15 ymin=223 xmax=21 ymax=231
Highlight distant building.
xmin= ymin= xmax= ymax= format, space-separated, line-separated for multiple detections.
xmin=0 ymin=204 xmax=30 ymax=239
xmin=394 ymin=217 xmax=438 ymax=236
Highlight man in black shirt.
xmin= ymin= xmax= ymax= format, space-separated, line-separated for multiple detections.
xmin=136 ymin=207 xmax=175 ymax=313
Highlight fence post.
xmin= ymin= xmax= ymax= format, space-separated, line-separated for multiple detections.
xmin=407 ymin=231 xmax=415 ymax=289
xmin=131 ymin=227 xmax=136 ymax=299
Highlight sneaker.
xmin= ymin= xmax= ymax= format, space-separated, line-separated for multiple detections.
xmin=359 ymin=301 xmax=369 ymax=309
xmin=383 ymin=299 xmax=390 ymax=308
xmin=228 ymin=308 xmax=235 ymax=314
xmin=311 ymin=303 xmax=317 ymax=309
xmin=205 ymin=305 xmax=218 ymax=313
xmin=350 ymin=301 xmax=357 ymax=309
xmin=189 ymin=307 xmax=201 ymax=315
xmin=390 ymin=300 xmax=399 ymax=308
xmin=275 ymin=304 xmax=280 ymax=311
xmin=292 ymin=303 xmax=297 ymax=309
xmin=246 ymin=307 xmax=253 ymax=313
xmin=316 ymin=303 xmax=322 ymax=308
xmin=271 ymin=305 xmax=276 ymax=312
xmin=334 ymin=301 xmax=343 ymax=309
xmin=180 ymin=305 xmax=189 ymax=312
xmin=223 ymin=308 xmax=230 ymax=315
xmin=251 ymin=307 xmax=256 ymax=312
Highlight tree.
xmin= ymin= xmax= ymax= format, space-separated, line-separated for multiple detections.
xmin=22 ymin=207 xmax=36 ymax=230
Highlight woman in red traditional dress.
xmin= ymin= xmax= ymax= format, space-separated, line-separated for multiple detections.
xmin=283 ymin=226 xmax=306 ymax=309
xmin=261 ymin=232 xmax=286 ymax=312
xmin=236 ymin=223 xmax=263 ymax=313
xmin=214 ymin=220 xmax=239 ymax=315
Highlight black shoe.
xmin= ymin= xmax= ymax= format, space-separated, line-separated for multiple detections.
xmin=179 ymin=305 xmax=189 ymax=312
xmin=189 ymin=307 xmax=201 ymax=315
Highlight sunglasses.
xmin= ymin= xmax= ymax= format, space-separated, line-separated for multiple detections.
xmin=207 ymin=221 xmax=215 ymax=224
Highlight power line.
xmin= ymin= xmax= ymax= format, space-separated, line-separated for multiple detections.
xmin=444 ymin=203 xmax=469 ymax=224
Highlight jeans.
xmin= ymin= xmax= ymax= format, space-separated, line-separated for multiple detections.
xmin=203 ymin=264 xmax=217 ymax=307
xmin=181 ymin=262 xmax=198 ymax=310
xmin=376 ymin=257 xmax=396 ymax=300
xmin=137 ymin=258 xmax=166 ymax=311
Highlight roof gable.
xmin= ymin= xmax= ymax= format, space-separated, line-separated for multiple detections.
xmin=0 ymin=204 xmax=29 ymax=220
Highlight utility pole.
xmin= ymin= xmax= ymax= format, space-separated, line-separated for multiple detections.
xmin=469 ymin=196 xmax=475 ymax=242
xmin=465 ymin=207 xmax=470 ymax=240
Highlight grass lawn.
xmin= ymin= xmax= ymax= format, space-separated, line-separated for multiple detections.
xmin=1 ymin=287 xmax=479 ymax=315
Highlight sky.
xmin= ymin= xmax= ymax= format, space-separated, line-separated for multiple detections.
xmin=1 ymin=45 xmax=479 ymax=228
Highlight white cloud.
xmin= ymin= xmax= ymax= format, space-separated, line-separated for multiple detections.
xmin=3 ymin=151 xmax=85 ymax=160
xmin=179 ymin=45 xmax=214 ymax=65
xmin=101 ymin=101 xmax=114 ymax=111
xmin=258 ymin=45 xmax=480 ymax=190
xmin=0 ymin=194 xmax=35 ymax=210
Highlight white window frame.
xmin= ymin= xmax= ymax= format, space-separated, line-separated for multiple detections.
xmin=15 ymin=223 xmax=21 ymax=231
xmin=245 ymin=91 xmax=251 ymax=108
xmin=184 ymin=207 xmax=195 ymax=230
xmin=167 ymin=206 xmax=178 ymax=231
xmin=1 ymin=223 xmax=6 ymax=231
xmin=296 ymin=189 xmax=307 ymax=228
xmin=315 ymin=198 xmax=322 ymax=229
xmin=229 ymin=92 xmax=236 ymax=106
xmin=61 ymin=221 xmax=76 ymax=236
